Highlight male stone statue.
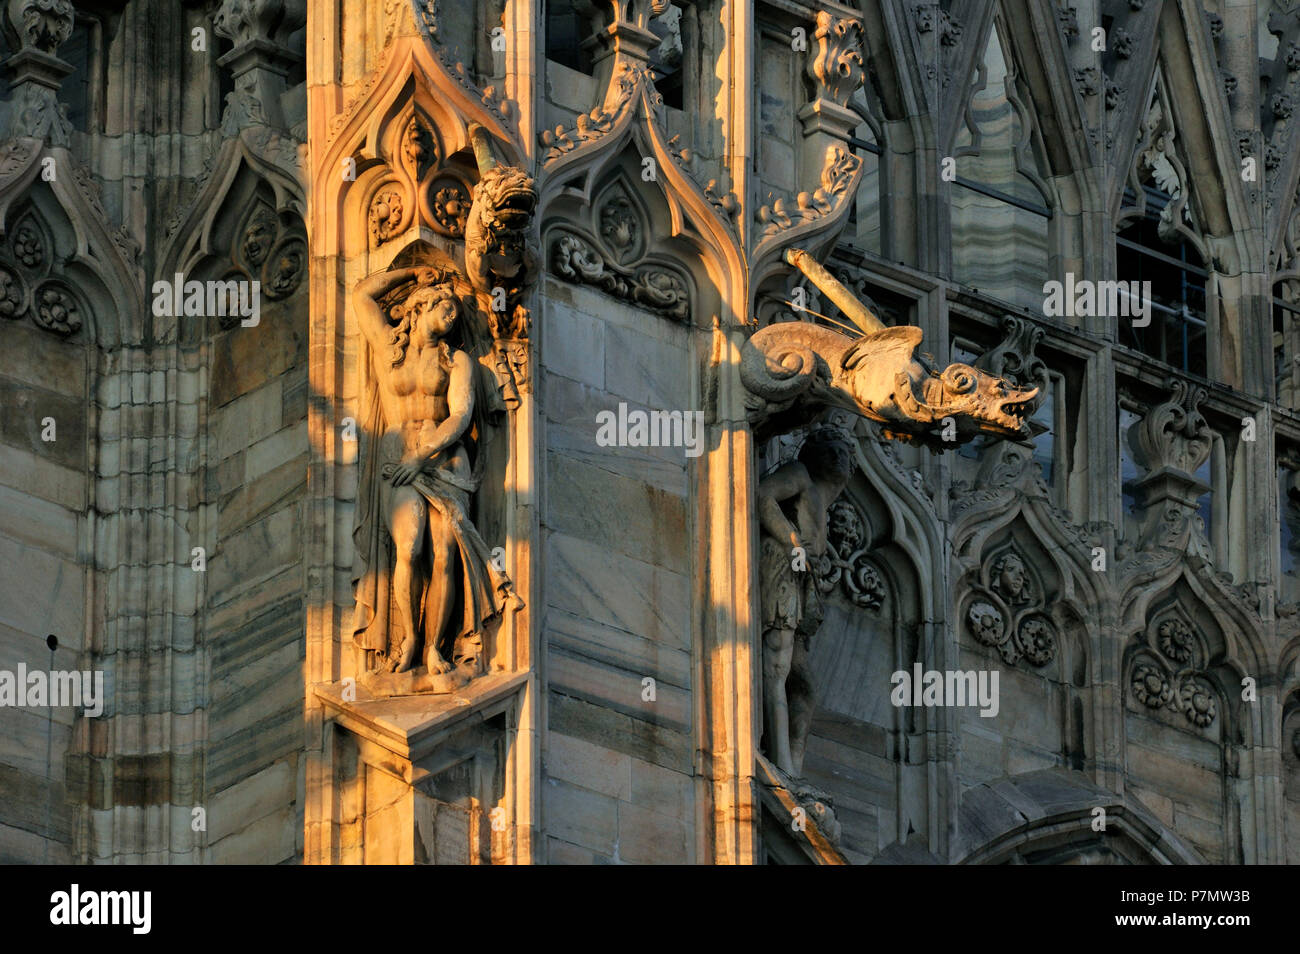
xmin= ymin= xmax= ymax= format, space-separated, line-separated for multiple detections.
xmin=757 ymin=424 xmax=857 ymax=777
xmin=350 ymin=264 xmax=512 ymax=684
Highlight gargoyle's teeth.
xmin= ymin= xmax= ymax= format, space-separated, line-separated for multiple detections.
xmin=996 ymin=393 xmax=1037 ymax=421
xmin=499 ymin=190 xmax=538 ymax=212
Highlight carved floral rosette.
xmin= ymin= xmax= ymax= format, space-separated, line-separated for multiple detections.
xmin=0 ymin=207 xmax=85 ymax=336
xmin=226 ymin=198 xmax=306 ymax=327
xmin=815 ymin=497 xmax=886 ymax=610
xmin=961 ymin=545 xmax=1058 ymax=667
xmin=365 ymin=109 xmax=476 ymax=250
xmin=1128 ymin=615 xmax=1219 ymax=729
xmin=349 ymin=81 xmax=539 ymax=397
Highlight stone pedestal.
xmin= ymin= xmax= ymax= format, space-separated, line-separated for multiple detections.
xmin=316 ymin=672 xmax=528 ymax=864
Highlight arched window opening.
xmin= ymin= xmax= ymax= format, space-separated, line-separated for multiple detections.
xmin=1115 ymin=76 xmax=1209 ymax=377
xmin=844 ymin=81 xmax=883 ymax=256
xmin=1115 ymin=204 xmax=1208 ymax=377
xmin=648 ymin=4 xmax=684 ymax=110
xmin=61 ymin=16 xmax=96 ymax=132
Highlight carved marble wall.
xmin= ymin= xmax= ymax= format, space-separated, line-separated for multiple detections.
xmin=7 ymin=0 xmax=1300 ymax=868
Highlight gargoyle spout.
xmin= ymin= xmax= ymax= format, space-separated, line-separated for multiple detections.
xmin=841 ymin=325 xmax=1038 ymax=441
xmin=464 ymin=164 xmax=538 ymax=293
xmin=739 ymin=322 xmax=841 ymax=404
xmin=464 ymin=124 xmax=539 ymax=339
xmin=742 ymin=321 xmax=1038 ymax=444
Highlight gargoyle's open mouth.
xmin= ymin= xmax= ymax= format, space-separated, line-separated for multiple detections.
xmin=989 ymin=388 xmax=1039 ymax=435
xmin=493 ymin=188 xmax=538 ymax=229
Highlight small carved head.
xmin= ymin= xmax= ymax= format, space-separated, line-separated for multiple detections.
xmin=827 ymin=500 xmax=864 ymax=553
xmin=992 ymin=552 xmax=1029 ymax=602
xmin=387 ymin=278 xmax=461 ymax=366
xmin=241 ymin=210 xmax=278 ymax=267
xmin=473 ymin=165 xmax=538 ymax=235
xmin=798 ymin=426 xmax=857 ymax=485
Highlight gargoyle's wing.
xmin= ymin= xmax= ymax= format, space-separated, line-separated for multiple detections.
xmin=839 ymin=325 xmax=923 ymax=371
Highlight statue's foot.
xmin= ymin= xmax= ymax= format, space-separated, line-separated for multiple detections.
xmin=390 ymin=638 xmax=417 ymax=673
xmin=425 ymin=650 xmax=454 ymax=675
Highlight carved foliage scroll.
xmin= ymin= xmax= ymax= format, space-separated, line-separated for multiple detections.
xmin=807 ymin=11 xmax=865 ymax=108
xmin=547 ymin=176 xmax=691 ymax=321
xmin=756 ymin=146 xmax=861 ymax=238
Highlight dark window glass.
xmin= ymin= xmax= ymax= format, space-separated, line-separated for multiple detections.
xmin=1119 ymin=407 xmax=1142 ymax=526
xmin=1282 ymin=465 xmax=1300 ymax=578
xmin=1116 ymin=189 xmax=1208 ymax=377
xmin=546 ymin=1 xmax=594 ymax=75
xmin=61 ymin=19 xmax=93 ymax=132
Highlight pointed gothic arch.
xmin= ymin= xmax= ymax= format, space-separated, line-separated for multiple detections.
xmin=0 ymin=141 xmax=143 ymax=349
xmin=1116 ymin=564 xmax=1268 ymax=862
xmin=943 ymin=3 xmax=1082 ymax=309
xmin=155 ymin=131 xmax=307 ymax=345
xmin=535 ymin=69 xmax=745 ymax=329
xmin=956 ymin=768 xmax=1205 ymax=864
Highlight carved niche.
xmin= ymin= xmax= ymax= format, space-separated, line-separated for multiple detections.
xmin=348 ymin=117 xmax=538 ymax=693
xmin=961 ymin=544 xmax=1058 ymax=667
xmin=1128 ymin=611 xmax=1220 ymax=729
xmin=349 ymin=254 xmax=524 ymax=693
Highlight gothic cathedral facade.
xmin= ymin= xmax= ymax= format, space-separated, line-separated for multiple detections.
xmin=1 ymin=0 xmax=1298 ymax=865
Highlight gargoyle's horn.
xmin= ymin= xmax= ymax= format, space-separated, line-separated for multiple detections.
xmin=468 ymin=123 xmax=498 ymax=175
xmin=784 ymin=248 xmax=885 ymax=336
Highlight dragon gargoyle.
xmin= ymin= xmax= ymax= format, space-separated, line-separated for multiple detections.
xmin=743 ymin=250 xmax=1038 ymax=445
xmin=742 ymin=322 xmax=1038 ymax=445
xmin=465 ymin=124 xmax=538 ymax=339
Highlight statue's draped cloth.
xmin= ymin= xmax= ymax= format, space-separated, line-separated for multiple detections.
xmin=351 ymin=346 xmax=512 ymax=662
xmin=759 ymin=536 xmax=824 ymax=637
